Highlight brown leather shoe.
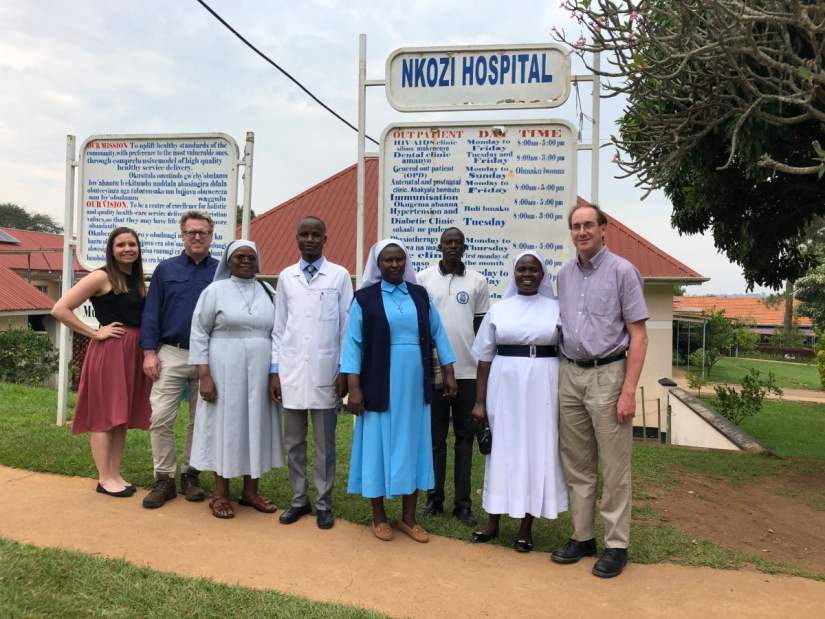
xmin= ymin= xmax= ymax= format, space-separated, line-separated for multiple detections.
xmin=372 ymin=522 xmax=393 ymax=541
xmin=398 ymin=521 xmax=429 ymax=543
xmin=180 ymin=468 xmax=206 ymax=502
xmin=142 ymin=474 xmax=176 ymax=509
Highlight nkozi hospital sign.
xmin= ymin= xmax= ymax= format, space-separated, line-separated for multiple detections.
xmin=386 ymin=44 xmax=571 ymax=112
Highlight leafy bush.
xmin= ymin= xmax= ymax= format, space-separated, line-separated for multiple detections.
xmin=0 ymin=325 xmax=58 ymax=385
xmin=816 ymin=332 xmax=825 ymax=390
xmin=712 ymin=369 xmax=783 ymax=426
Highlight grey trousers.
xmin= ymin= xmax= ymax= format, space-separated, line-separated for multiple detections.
xmin=283 ymin=408 xmax=337 ymax=511
xmin=558 ymin=359 xmax=633 ymax=549
xmin=148 ymin=345 xmax=198 ymax=478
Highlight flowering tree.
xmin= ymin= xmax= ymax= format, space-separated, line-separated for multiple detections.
xmin=553 ymin=1 xmax=825 ymax=288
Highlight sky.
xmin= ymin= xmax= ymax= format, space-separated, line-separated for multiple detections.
xmin=0 ymin=0 xmax=773 ymax=295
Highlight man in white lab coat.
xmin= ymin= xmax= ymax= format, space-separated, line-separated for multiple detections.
xmin=270 ymin=216 xmax=353 ymax=529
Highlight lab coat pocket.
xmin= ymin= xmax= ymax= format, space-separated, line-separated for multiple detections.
xmin=320 ymin=290 xmax=339 ymax=321
xmin=278 ymin=350 xmax=304 ymax=388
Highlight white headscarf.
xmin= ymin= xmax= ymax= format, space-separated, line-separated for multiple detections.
xmin=360 ymin=238 xmax=418 ymax=289
xmin=502 ymin=250 xmax=555 ymax=299
xmin=213 ymin=239 xmax=260 ymax=281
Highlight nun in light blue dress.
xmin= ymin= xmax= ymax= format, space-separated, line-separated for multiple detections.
xmin=341 ymin=239 xmax=456 ymax=541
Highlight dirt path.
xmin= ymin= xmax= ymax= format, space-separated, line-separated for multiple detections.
xmin=672 ymin=368 xmax=825 ymax=403
xmin=1 ymin=466 xmax=824 ymax=618
xmin=643 ymin=471 xmax=825 ymax=574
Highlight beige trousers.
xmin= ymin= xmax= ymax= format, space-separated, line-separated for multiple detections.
xmin=148 ymin=345 xmax=198 ymax=478
xmin=558 ymin=359 xmax=632 ymax=549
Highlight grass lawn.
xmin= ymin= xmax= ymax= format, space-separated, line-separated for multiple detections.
xmin=704 ymin=356 xmax=821 ymax=390
xmin=0 ymin=538 xmax=383 ymax=618
xmin=2 ymin=382 xmax=824 ymax=581
xmin=740 ymin=399 xmax=825 ymax=458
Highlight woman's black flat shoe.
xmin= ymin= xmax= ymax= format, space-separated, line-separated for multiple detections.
xmin=471 ymin=530 xmax=498 ymax=543
xmin=96 ymin=483 xmax=134 ymax=498
xmin=513 ymin=539 xmax=534 ymax=553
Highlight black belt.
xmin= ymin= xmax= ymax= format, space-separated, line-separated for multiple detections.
xmin=160 ymin=339 xmax=189 ymax=350
xmin=496 ymin=344 xmax=558 ymax=358
xmin=568 ymin=352 xmax=626 ymax=368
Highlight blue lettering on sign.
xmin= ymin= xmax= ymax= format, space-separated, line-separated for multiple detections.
xmin=404 ymin=52 xmax=554 ymax=88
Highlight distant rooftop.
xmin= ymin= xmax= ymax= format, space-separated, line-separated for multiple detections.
xmin=673 ymin=295 xmax=812 ymax=329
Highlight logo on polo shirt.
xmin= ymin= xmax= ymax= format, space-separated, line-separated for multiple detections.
xmin=456 ymin=291 xmax=470 ymax=304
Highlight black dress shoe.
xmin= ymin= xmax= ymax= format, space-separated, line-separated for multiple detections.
xmin=550 ymin=538 xmax=597 ymax=564
xmin=513 ymin=538 xmax=534 ymax=553
xmin=452 ymin=507 xmax=478 ymax=527
xmin=418 ymin=498 xmax=444 ymax=516
xmin=96 ymin=483 xmax=134 ymax=498
xmin=471 ymin=530 xmax=498 ymax=543
xmin=316 ymin=509 xmax=335 ymax=530
xmin=592 ymin=548 xmax=628 ymax=578
xmin=279 ymin=503 xmax=312 ymax=524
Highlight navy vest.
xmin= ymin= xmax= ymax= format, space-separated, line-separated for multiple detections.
xmin=353 ymin=281 xmax=433 ymax=412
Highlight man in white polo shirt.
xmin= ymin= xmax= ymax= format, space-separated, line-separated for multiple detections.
xmin=418 ymin=227 xmax=490 ymax=526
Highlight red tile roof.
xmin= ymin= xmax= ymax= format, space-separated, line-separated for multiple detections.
xmin=673 ymin=295 xmax=812 ymax=328
xmin=0 ymin=227 xmax=86 ymax=274
xmin=246 ymin=158 xmax=704 ymax=282
xmin=0 ymin=263 xmax=54 ymax=313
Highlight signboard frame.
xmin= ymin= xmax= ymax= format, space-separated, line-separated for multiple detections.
xmin=378 ymin=118 xmax=577 ymax=293
xmin=75 ymin=132 xmax=240 ymax=274
xmin=385 ymin=43 xmax=572 ymax=112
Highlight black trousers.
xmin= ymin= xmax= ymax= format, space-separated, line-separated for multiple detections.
xmin=428 ymin=379 xmax=476 ymax=511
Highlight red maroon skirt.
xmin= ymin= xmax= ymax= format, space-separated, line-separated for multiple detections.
xmin=72 ymin=326 xmax=152 ymax=434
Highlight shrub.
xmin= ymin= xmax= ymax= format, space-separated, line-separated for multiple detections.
xmin=0 ymin=325 xmax=58 ymax=385
xmin=712 ymin=369 xmax=783 ymax=426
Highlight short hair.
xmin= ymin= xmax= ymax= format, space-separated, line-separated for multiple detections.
xmin=567 ymin=203 xmax=608 ymax=229
xmin=179 ymin=210 xmax=214 ymax=233
xmin=439 ymin=227 xmax=464 ymax=243
xmin=296 ymin=215 xmax=326 ymax=235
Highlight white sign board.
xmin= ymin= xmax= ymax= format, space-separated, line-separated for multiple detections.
xmin=379 ymin=120 xmax=576 ymax=297
xmin=77 ymin=133 xmax=239 ymax=272
xmin=386 ymin=44 xmax=571 ymax=112
xmin=73 ymin=300 xmax=99 ymax=330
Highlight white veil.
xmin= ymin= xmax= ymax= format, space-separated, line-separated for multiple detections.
xmin=360 ymin=238 xmax=418 ymax=289
xmin=502 ymin=250 xmax=555 ymax=299
xmin=213 ymin=239 xmax=259 ymax=281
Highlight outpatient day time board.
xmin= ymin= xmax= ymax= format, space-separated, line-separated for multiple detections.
xmin=379 ymin=120 xmax=576 ymax=298
xmin=77 ymin=133 xmax=239 ymax=272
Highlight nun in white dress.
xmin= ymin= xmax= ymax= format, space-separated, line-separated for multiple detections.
xmin=189 ymin=240 xmax=284 ymax=519
xmin=469 ymin=250 xmax=568 ymax=552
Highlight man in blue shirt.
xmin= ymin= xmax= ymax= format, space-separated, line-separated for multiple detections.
xmin=140 ymin=211 xmax=219 ymax=509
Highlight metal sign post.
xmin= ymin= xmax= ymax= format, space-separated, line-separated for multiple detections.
xmin=241 ymin=131 xmax=255 ymax=239
xmin=56 ymin=135 xmax=77 ymax=426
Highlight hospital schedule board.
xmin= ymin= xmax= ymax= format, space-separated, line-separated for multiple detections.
xmin=77 ymin=133 xmax=239 ymax=272
xmin=379 ymin=120 xmax=576 ymax=298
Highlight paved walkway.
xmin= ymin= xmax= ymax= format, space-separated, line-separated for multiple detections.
xmin=1 ymin=466 xmax=824 ymax=618
xmin=672 ymin=368 xmax=825 ymax=403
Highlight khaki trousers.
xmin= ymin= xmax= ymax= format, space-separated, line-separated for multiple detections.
xmin=559 ymin=359 xmax=632 ymax=549
xmin=148 ymin=345 xmax=198 ymax=478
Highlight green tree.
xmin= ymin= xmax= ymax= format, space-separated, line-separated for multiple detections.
xmin=712 ymin=369 xmax=783 ymax=426
xmin=555 ymin=1 xmax=825 ymax=289
xmin=0 ymin=203 xmax=62 ymax=233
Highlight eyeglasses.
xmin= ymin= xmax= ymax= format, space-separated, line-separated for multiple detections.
xmin=231 ymin=254 xmax=257 ymax=263
xmin=182 ymin=230 xmax=211 ymax=238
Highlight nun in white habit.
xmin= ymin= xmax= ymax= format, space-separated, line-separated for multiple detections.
xmin=189 ymin=240 xmax=284 ymax=519
xmin=469 ymin=250 xmax=568 ymax=551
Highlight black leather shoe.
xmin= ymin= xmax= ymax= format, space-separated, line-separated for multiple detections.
xmin=471 ymin=530 xmax=498 ymax=543
xmin=592 ymin=548 xmax=628 ymax=578
xmin=279 ymin=503 xmax=312 ymax=524
xmin=513 ymin=538 xmax=534 ymax=553
xmin=96 ymin=483 xmax=134 ymax=498
xmin=316 ymin=509 xmax=335 ymax=530
xmin=418 ymin=498 xmax=444 ymax=516
xmin=551 ymin=538 xmax=597 ymax=564
xmin=452 ymin=507 xmax=478 ymax=527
